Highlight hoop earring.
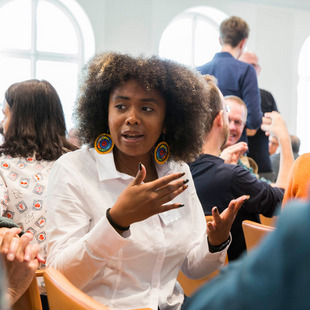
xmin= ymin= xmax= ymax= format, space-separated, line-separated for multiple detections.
xmin=154 ymin=138 xmax=170 ymax=164
xmin=94 ymin=133 xmax=114 ymax=154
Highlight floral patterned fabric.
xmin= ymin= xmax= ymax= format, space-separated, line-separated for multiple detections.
xmin=0 ymin=154 xmax=54 ymax=262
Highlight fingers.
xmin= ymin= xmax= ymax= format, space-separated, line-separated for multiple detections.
xmin=159 ymin=202 xmax=184 ymax=213
xmin=156 ymin=181 xmax=188 ymax=207
xmin=15 ymin=233 xmax=34 ymax=262
xmin=227 ymin=195 xmax=250 ymax=214
xmin=23 ymin=243 xmax=40 ymax=262
xmin=0 ymin=228 xmax=22 ymax=256
xmin=149 ymin=171 xmax=186 ymax=190
xmin=36 ymin=253 xmax=46 ymax=264
xmin=131 ymin=162 xmax=146 ymax=186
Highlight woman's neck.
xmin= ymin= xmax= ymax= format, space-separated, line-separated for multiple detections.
xmin=113 ymin=149 xmax=158 ymax=182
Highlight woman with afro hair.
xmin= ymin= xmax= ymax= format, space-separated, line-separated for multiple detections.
xmin=46 ymin=52 xmax=247 ymax=310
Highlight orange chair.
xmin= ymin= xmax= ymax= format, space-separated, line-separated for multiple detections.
xmin=12 ymin=269 xmax=44 ymax=310
xmin=259 ymin=214 xmax=278 ymax=227
xmin=44 ymin=267 xmax=151 ymax=310
xmin=242 ymin=220 xmax=275 ymax=252
xmin=177 ymin=215 xmax=228 ymax=296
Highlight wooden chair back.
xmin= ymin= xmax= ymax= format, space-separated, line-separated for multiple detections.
xmin=259 ymin=214 xmax=278 ymax=227
xmin=242 ymin=220 xmax=275 ymax=252
xmin=44 ymin=267 xmax=152 ymax=310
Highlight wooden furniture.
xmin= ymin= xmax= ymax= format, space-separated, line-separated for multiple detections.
xmin=242 ymin=220 xmax=275 ymax=252
xmin=259 ymin=214 xmax=278 ymax=227
xmin=44 ymin=267 xmax=151 ymax=310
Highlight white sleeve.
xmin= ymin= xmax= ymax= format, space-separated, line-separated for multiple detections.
xmin=46 ymin=159 xmax=130 ymax=289
xmin=180 ymin=169 xmax=228 ymax=279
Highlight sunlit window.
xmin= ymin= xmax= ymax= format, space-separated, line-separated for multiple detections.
xmin=159 ymin=6 xmax=228 ymax=67
xmin=297 ymin=37 xmax=310 ymax=154
xmin=0 ymin=0 xmax=95 ymax=129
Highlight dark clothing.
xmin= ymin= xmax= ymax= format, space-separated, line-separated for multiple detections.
xmin=248 ymin=89 xmax=278 ymax=174
xmin=189 ymin=154 xmax=284 ymax=261
xmin=197 ymin=52 xmax=262 ymax=142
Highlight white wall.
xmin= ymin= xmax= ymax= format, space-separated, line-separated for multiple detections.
xmin=76 ymin=0 xmax=310 ymax=139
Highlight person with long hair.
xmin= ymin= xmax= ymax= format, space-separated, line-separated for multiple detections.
xmin=46 ymin=52 xmax=248 ymax=310
xmin=0 ymin=79 xmax=77 ymax=307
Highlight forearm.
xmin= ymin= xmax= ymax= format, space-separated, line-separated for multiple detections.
xmin=275 ymin=132 xmax=294 ymax=189
xmin=181 ymin=233 xmax=227 ymax=279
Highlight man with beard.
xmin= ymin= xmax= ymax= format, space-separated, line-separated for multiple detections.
xmin=189 ymin=76 xmax=293 ymax=260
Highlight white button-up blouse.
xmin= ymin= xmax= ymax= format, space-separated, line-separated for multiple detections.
xmin=46 ymin=147 xmax=228 ymax=310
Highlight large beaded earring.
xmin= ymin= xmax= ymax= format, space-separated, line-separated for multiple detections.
xmin=94 ymin=133 xmax=114 ymax=154
xmin=154 ymin=135 xmax=170 ymax=164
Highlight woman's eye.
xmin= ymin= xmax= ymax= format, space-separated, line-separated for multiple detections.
xmin=115 ymin=104 xmax=125 ymax=110
xmin=142 ymin=107 xmax=153 ymax=112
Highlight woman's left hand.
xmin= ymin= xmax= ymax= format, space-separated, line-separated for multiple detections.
xmin=207 ymin=195 xmax=249 ymax=246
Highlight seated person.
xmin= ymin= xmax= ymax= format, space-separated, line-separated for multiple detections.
xmin=220 ymin=95 xmax=256 ymax=172
xmin=282 ymin=152 xmax=310 ymax=206
xmin=0 ymin=79 xmax=76 ymax=308
xmin=183 ymin=190 xmax=310 ymax=310
xmin=46 ymin=52 xmax=247 ymax=310
xmin=189 ymin=75 xmax=294 ymax=261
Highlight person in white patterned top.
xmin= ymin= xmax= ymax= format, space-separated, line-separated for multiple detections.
xmin=0 ymin=79 xmax=77 ymax=308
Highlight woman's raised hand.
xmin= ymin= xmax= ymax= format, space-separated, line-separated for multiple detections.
xmin=207 ymin=195 xmax=250 ymax=246
xmin=109 ymin=163 xmax=188 ymax=229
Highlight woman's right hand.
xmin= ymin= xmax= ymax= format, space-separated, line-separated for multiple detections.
xmin=109 ymin=163 xmax=188 ymax=229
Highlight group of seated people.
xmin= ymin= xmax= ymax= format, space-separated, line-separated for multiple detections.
xmin=0 ymin=14 xmax=309 ymax=308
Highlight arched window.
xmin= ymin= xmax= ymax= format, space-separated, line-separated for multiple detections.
xmin=159 ymin=6 xmax=228 ymax=67
xmin=297 ymin=37 xmax=310 ymax=153
xmin=0 ymin=0 xmax=95 ymax=129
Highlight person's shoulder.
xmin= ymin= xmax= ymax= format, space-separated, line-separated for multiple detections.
xmin=168 ymin=160 xmax=190 ymax=174
xmin=296 ymin=152 xmax=310 ymax=163
xmin=55 ymin=147 xmax=92 ymax=166
xmin=196 ymin=60 xmax=213 ymax=73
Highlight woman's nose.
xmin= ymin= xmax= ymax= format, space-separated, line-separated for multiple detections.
xmin=126 ymin=109 xmax=140 ymax=125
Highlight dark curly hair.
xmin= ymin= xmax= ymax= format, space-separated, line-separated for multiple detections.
xmin=74 ymin=52 xmax=211 ymax=162
xmin=0 ymin=79 xmax=77 ymax=160
xmin=220 ymin=16 xmax=249 ymax=47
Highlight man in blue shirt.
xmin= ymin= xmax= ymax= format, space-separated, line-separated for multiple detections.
xmin=197 ymin=16 xmax=262 ymax=142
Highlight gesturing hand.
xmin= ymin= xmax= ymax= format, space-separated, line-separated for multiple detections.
xmin=207 ymin=195 xmax=250 ymax=246
xmin=109 ymin=163 xmax=188 ymax=229
xmin=220 ymin=142 xmax=248 ymax=165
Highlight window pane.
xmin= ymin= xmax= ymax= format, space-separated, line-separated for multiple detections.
xmin=0 ymin=56 xmax=31 ymax=101
xmin=37 ymin=0 xmax=79 ymax=54
xmin=195 ymin=19 xmax=220 ymax=66
xmin=36 ymin=60 xmax=78 ymax=129
xmin=0 ymin=0 xmax=31 ymax=50
xmin=159 ymin=18 xmax=192 ymax=66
